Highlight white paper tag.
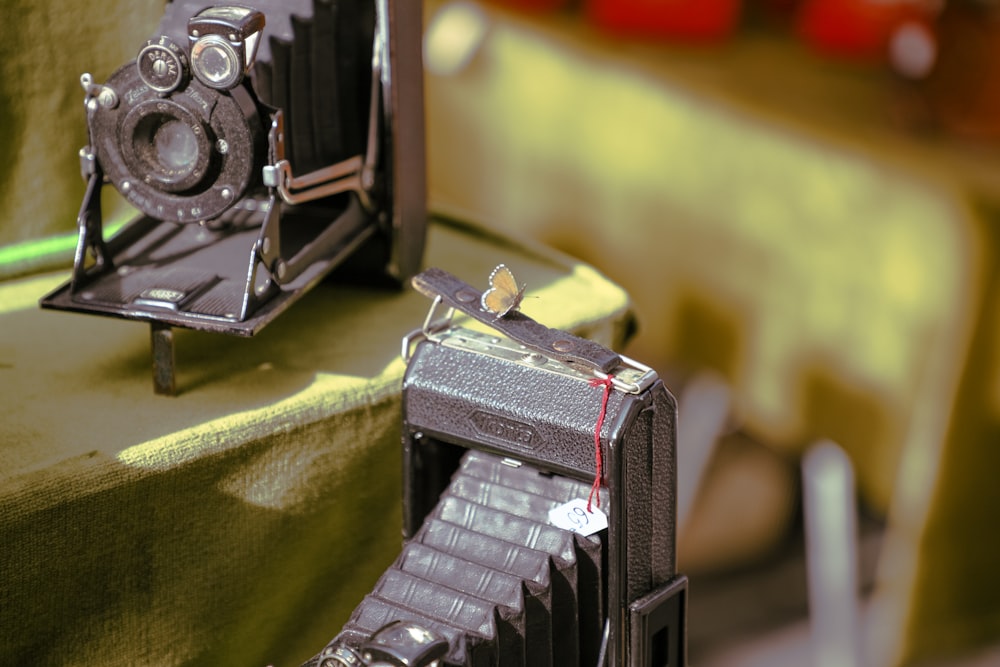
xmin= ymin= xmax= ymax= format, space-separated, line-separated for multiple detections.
xmin=548 ymin=498 xmax=609 ymax=536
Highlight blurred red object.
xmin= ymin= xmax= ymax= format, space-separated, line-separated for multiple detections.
xmin=795 ymin=0 xmax=937 ymax=61
xmin=585 ymin=0 xmax=743 ymax=42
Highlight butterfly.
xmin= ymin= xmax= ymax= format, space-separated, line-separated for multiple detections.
xmin=481 ymin=264 xmax=526 ymax=319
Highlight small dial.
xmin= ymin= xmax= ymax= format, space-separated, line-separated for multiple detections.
xmin=136 ymin=37 xmax=188 ymax=93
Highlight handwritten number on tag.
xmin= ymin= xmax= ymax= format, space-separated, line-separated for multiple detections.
xmin=548 ymin=498 xmax=609 ymax=536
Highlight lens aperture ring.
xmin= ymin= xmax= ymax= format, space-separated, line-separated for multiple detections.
xmin=88 ymin=59 xmax=264 ymax=223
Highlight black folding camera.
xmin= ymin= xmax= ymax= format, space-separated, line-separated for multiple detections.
xmin=300 ymin=268 xmax=688 ymax=667
xmin=40 ymin=0 xmax=425 ymax=394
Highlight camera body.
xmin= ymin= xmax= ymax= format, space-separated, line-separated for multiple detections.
xmin=41 ymin=0 xmax=425 ymax=371
xmin=85 ymin=5 xmax=269 ymax=230
xmin=303 ymin=268 xmax=688 ymax=667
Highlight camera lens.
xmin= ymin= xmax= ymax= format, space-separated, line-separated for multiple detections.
xmin=120 ymin=100 xmax=213 ymax=194
xmin=132 ymin=113 xmax=202 ymax=186
xmin=153 ymin=120 xmax=198 ymax=172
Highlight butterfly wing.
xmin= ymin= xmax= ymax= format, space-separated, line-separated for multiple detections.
xmin=481 ymin=264 xmax=526 ymax=318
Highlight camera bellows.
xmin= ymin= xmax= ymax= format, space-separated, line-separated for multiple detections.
xmin=249 ymin=0 xmax=372 ymax=175
xmin=312 ymin=451 xmax=608 ymax=667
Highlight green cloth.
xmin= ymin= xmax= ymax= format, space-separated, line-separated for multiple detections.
xmin=0 ymin=0 xmax=164 ymax=253
xmin=0 ymin=218 xmax=635 ymax=666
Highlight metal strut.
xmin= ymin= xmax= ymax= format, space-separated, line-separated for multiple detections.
xmin=151 ymin=322 xmax=177 ymax=396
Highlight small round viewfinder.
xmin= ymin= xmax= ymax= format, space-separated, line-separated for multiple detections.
xmin=191 ymin=35 xmax=241 ymax=89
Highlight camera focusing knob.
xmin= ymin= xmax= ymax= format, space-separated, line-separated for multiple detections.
xmin=136 ymin=37 xmax=188 ymax=94
xmin=360 ymin=621 xmax=448 ymax=667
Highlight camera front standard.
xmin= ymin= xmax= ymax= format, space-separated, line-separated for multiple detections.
xmin=40 ymin=0 xmax=426 ymax=394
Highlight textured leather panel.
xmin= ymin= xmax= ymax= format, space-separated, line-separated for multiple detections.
xmin=650 ymin=396 xmax=678 ymax=585
xmin=404 ymin=341 xmax=627 ymax=480
xmin=622 ymin=404 xmax=654 ymax=602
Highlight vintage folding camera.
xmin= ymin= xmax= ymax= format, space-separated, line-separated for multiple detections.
xmin=300 ymin=267 xmax=688 ymax=667
xmin=40 ymin=0 xmax=425 ymax=393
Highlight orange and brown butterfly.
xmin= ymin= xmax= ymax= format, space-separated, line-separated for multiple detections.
xmin=481 ymin=264 xmax=526 ymax=319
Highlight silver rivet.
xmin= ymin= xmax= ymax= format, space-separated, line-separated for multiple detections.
xmin=97 ymin=88 xmax=118 ymax=109
xmin=552 ymin=339 xmax=575 ymax=352
xmin=455 ymin=288 xmax=478 ymax=303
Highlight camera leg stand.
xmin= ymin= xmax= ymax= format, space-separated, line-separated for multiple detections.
xmin=71 ymin=151 xmax=113 ymax=291
xmin=151 ymin=322 xmax=176 ymax=396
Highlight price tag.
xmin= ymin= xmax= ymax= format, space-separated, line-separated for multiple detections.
xmin=548 ymin=498 xmax=608 ymax=537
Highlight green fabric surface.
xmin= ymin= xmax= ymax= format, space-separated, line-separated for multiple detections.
xmin=0 ymin=0 xmax=163 ymax=251
xmin=0 ymin=218 xmax=635 ymax=666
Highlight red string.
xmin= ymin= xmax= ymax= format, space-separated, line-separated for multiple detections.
xmin=587 ymin=376 xmax=614 ymax=512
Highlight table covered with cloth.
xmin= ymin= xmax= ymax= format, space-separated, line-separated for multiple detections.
xmin=0 ymin=218 xmax=636 ymax=667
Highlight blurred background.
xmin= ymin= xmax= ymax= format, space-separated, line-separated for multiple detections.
xmin=2 ymin=0 xmax=999 ymax=665
xmin=419 ymin=1 xmax=1000 ymax=665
